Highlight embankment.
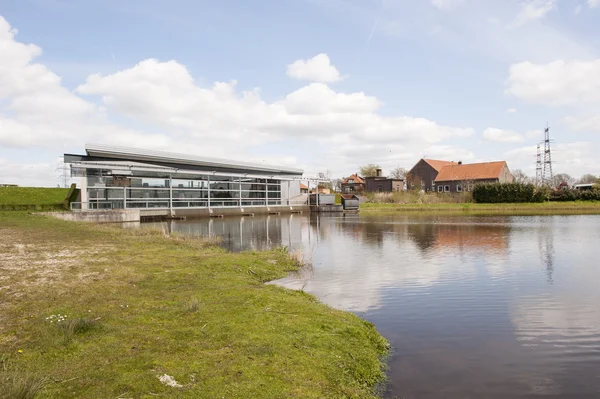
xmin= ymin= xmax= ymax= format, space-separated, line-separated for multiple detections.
xmin=0 ymin=212 xmax=389 ymax=398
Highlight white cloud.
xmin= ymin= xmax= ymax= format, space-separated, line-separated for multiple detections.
xmin=505 ymin=141 xmax=600 ymax=177
xmin=0 ymin=16 xmax=475 ymax=185
xmin=286 ymin=53 xmax=343 ymax=83
xmin=506 ymin=60 xmax=600 ymax=106
xmin=512 ymin=0 xmax=556 ymax=27
xmin=483 ymin=128 xmax=525 ymax=143
xmin=589 ymin=0 xmax=600 ymax=8
xmin=506 ymin=107 xmax=517 ymax=113
xmin=564 ymin=115 xmax=600 ymax=131
xmin=431 ymin=0 xmax=466 ymax=11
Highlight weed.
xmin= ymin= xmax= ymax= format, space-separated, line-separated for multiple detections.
xmin=184 ymin=299 xmax=201 ymax=313
xmin=0 ymin=358 xmax=46 ymax=399
xmin=55 ymin=317 xmax=98 ymax=344
xmin=0 ymin=372 xmax=46 ymax=399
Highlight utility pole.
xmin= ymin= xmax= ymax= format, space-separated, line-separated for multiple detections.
xmin=535 ymin=144 xmax=543 ymax=185
xmin=542 ymin=124 xmax=554 ymax=185
xmin=55 ymin=158 xmax=70 ymax=188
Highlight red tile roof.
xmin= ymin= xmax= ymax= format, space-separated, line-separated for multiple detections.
xmin=435 ymin=161 xmax=507 ymax=182
xmin=300 ymin=183 xmax=308 ymax=189
xmin=423 ymin=159 xmax=458 ymax=172
xmin=342 ymin=174 xmax=365 ymax=184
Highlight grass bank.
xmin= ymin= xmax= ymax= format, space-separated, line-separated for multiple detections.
xmin=360 ymin=201 xmax=600 ymax=215
xmin=0 ymin=187 xmax=71 ymax=211
xmin=0 ymin=212 xmax=388 ymax=398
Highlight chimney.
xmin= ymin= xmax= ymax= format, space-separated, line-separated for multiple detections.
xmin=376 ymin=168 xmax=383 ymax=177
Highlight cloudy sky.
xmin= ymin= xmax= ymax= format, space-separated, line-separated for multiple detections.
xmin=1 ymin=0 xmax=600 ymax=186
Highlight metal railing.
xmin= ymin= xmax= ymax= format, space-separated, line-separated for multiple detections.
xmin=71 ymin=198 xmax=309 ymax=211
xmin=70 ymin=201 xmax=114 ymax=211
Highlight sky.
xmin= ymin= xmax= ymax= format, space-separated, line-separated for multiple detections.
xmin=1 ymin=0 xmax=600 ymax=187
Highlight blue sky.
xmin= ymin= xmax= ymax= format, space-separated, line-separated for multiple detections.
xmin=1 ymin=0 xmax=600 ymax=186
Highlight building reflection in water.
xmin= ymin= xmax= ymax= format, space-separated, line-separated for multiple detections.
xmin=138 ymin=214 xmax=600 ymax=398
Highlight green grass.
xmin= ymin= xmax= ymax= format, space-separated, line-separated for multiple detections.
xmin=0 ymin=188 xmax=70 ymax=211
xmin=360 ymin=201 xmax=600 ymax=215
xmin=0 ymin=212 xmax=389 ymax=398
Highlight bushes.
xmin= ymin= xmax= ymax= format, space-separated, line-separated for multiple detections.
xmin=474 ymin=183 xmax=600 ymax=203
xmin=550 ymin=188 xmax=600 ymax=202
xmin=473 ymin=183 xmax=549 ymax=203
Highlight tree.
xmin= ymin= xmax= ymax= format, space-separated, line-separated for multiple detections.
xmin=317 ymin=171 xmax=333 ymax=190
xmin=512 ymin=169 xmax=532 ymax=184
xmin=389 ymin=167 xmax=407 ymax=180
xmin=551 ymin=173 xmax=577 ymax=189
xmin=578 ymin=174 xmax=599 ymax=184
xmin=359 ymin=164 xmax=381 ymax=177
xmin=331 ymin=178 xmax=342 ymax=192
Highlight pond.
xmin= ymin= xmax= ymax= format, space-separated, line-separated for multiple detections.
xmin=143 ymin=213 xmax=600 ymax=398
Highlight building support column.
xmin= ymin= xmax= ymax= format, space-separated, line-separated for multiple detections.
xmin=239 ymin=176 xmax=242 ymax=207
xmin=169 ymin=173 xmax=173 ymax=216
xmin=207 ymin=176 xmax=211 ymax=211
xmin=80 ymin=169 xmax=88 ymax=210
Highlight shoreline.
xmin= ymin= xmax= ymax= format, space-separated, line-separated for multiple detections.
xmin=360 ymin=201 xmax=600 ymax=215
xmin=0 ymin=212 xmax=389 ymax=398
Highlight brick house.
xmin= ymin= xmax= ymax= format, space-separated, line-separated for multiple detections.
xmin=365 ymin=168 xmax=405 ymax=192
xmin=434 ymin=161 xmax=514 ymax=193
xmin=407 ymin=159 xmax=458 ymax=191
xmin=341 ymin=174 xmax=366 ymax=193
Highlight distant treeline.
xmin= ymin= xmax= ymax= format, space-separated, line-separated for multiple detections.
xmin=473 ymin=183 xmax=600 ymax=203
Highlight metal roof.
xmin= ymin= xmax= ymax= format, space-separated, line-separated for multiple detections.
xmin=84 ymin=144 xmax=304 ymax=175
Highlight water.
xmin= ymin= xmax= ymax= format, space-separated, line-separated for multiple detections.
xmin=143 ymin=214 xmax=600 ymax=398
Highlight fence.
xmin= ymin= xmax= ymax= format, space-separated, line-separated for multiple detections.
xmin=71 ymin=198 xmax=308 ymax=211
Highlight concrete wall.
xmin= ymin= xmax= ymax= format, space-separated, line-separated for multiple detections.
xmin=43 ymin=209 xmax=140 ymax=223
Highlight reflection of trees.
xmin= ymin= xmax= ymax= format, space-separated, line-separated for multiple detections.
xmin=407 ymin=223 xmax=437 ymax=252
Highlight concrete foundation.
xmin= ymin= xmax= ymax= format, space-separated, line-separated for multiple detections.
xmin=43 ymin=205 xmax=311 ymax=224
xmin=166 ymin=205 xmax=309 ymax=219
xmin=42 ymin=210 xmax=141 ymax=223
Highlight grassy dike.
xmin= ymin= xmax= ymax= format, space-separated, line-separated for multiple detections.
xmin=0 ymin=187 xmax=71 ymax=211
xmin=360 ymin=201 xmax=600 ymax=215
xmin=0 ymin=212 xmax=389 ymax=398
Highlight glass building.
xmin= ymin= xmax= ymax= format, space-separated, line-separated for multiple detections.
xmin=64 ymin=145 xmax=306 ymax=210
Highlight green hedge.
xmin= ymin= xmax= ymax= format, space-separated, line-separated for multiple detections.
xmin=473 ymin=183 xmax=549 ymax=203
xmin=550 ymin=188 xmax=600 ymax=202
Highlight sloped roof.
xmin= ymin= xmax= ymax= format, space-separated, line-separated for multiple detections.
xmin=300 ymin=183 xmax=308 ymax=189
xmin=423 ymin=159 xmax=458 ymax=172
xmin=435 ymin=161 xmax=507 ymax=182
xmin=342 ymin=174 xmax=365 ymax=184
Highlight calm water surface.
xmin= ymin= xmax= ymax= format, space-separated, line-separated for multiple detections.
xmin=144 ymin=214 xmax=600 ymax=398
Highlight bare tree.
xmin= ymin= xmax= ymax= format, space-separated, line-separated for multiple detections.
xmin=389 ymin=167 xmax=407 ymax=179
xmin=317 ymin=170 xmax=333 ymax=190
xmin=512 ymin=169 xmax=532 ymax=184
xmin=331 ymin=178 xmax=342 ymax=192
xmin=578 ymin=174 xmax=599 ymax=184
xmin=551 ymin=173 xmax=577 ymax=189
xmin=359 ymin=164 xmax=381 ymax=177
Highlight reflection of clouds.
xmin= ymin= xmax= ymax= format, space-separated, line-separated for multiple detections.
xmin=511 ymin=293 xmax=600 ymax=395
xmin=512 ymin=294 xmax=600 ymax=348
xmin=275 ymin=219 xmax=486 ymax=313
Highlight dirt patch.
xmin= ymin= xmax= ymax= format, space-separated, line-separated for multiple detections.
xmin=0 ymin=235 xmax=114 ymax=297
